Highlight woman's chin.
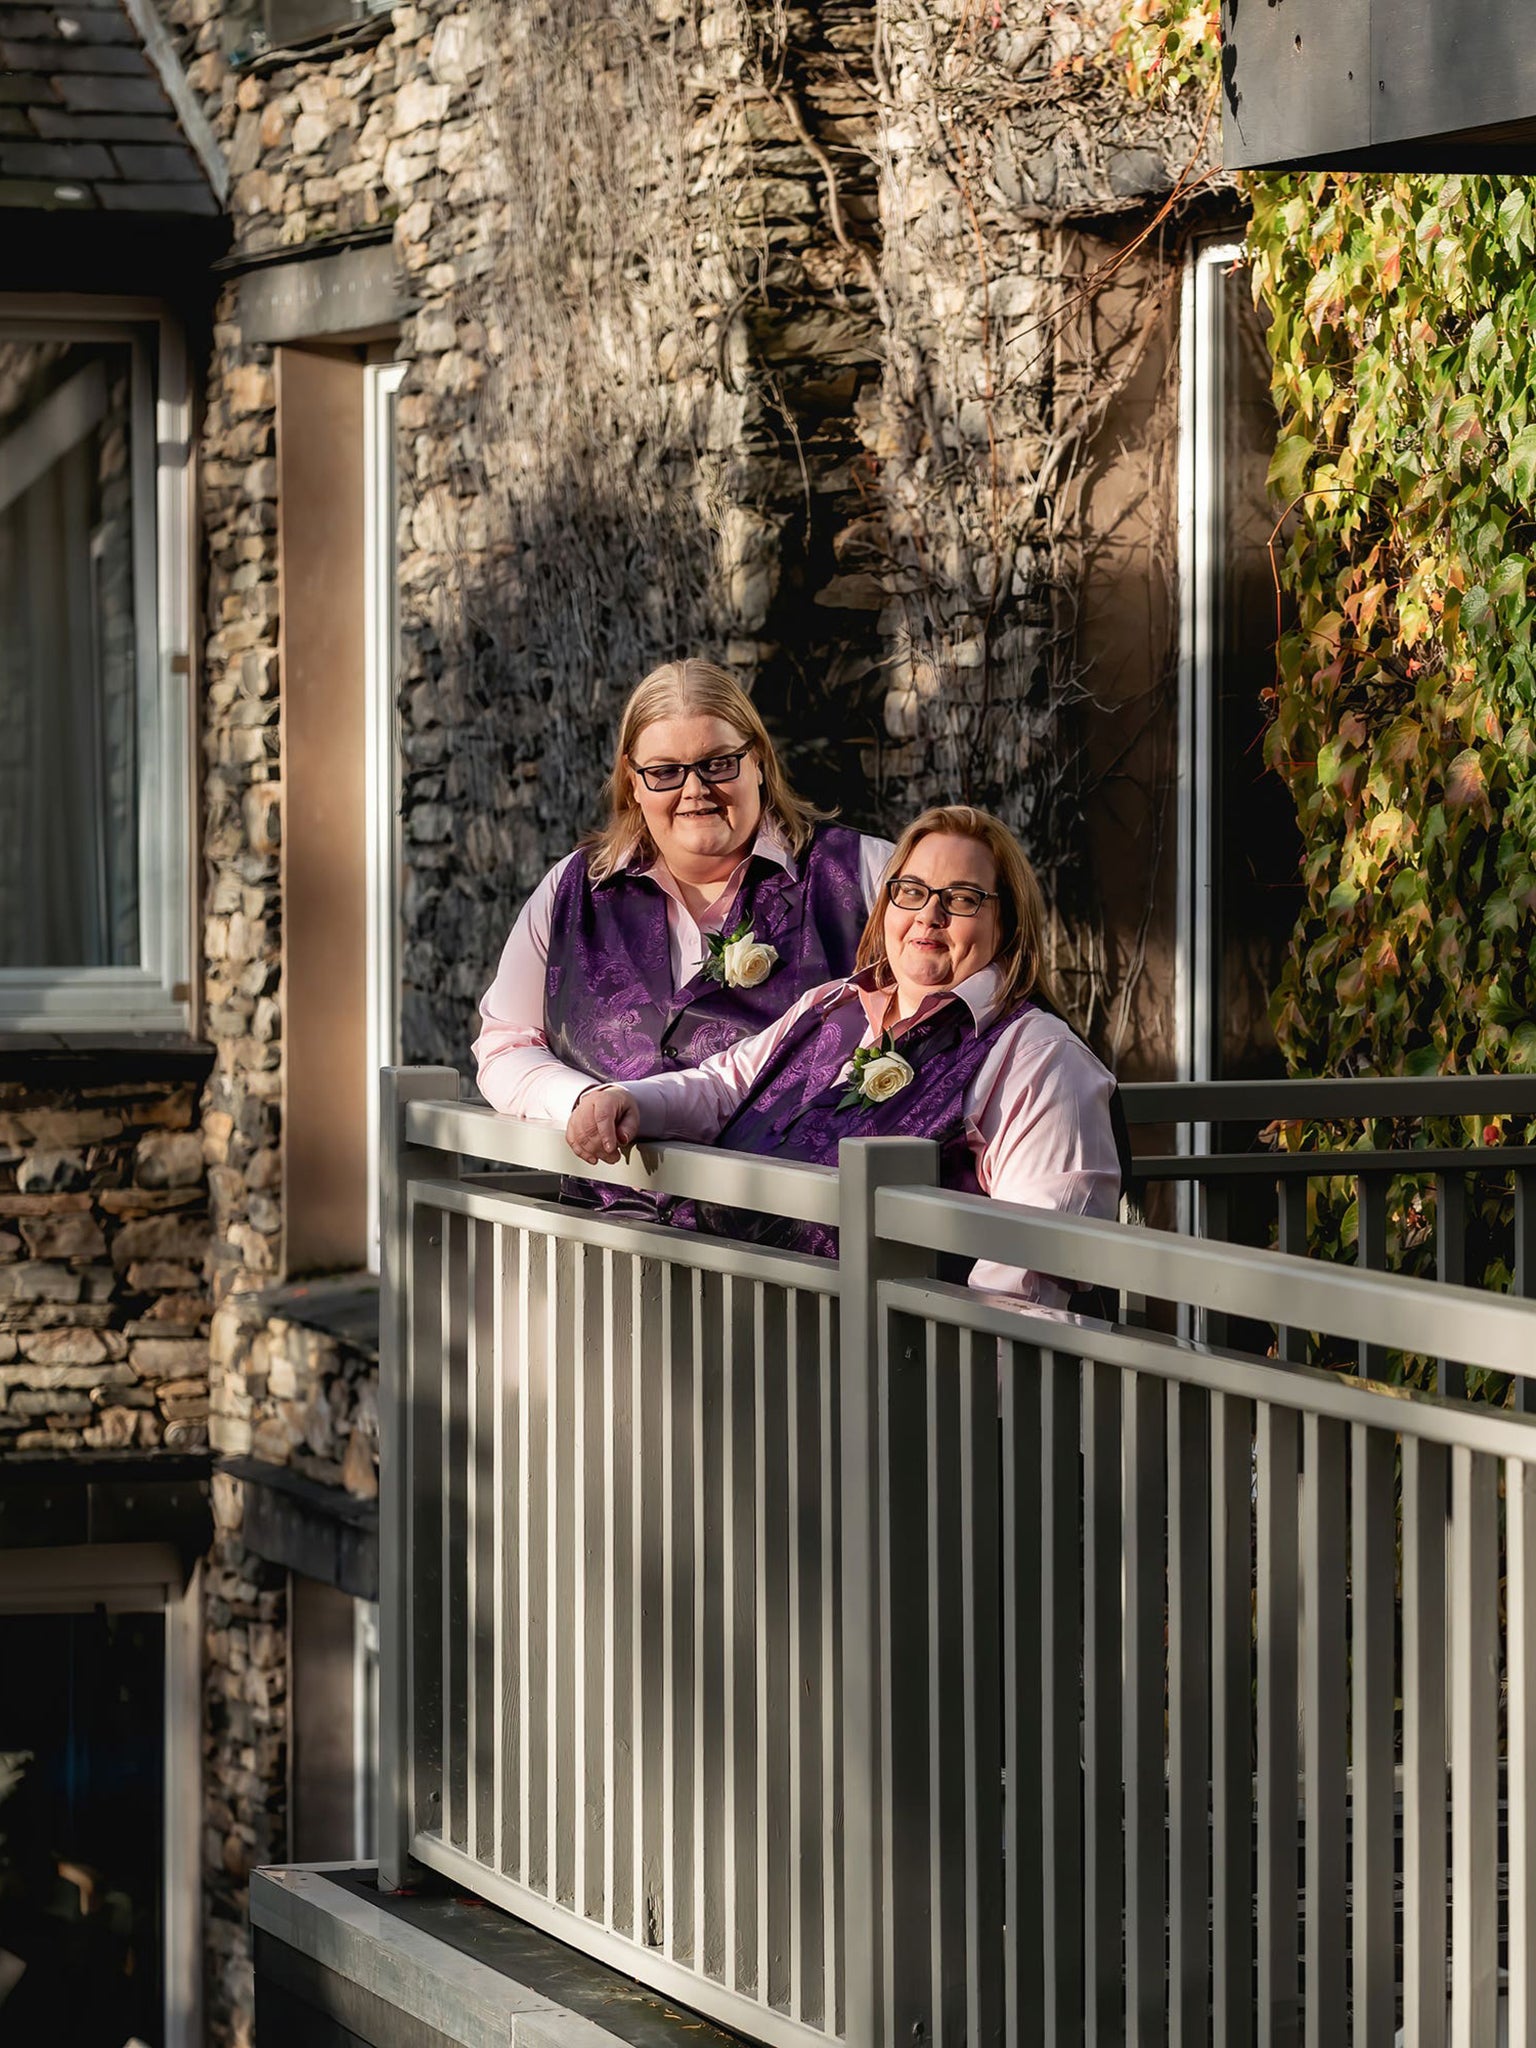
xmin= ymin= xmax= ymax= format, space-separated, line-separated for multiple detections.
xmin=665 ymin=819 xmax=740 ymax=857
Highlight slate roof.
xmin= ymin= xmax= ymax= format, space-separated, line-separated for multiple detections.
xmin=0 ymin=0 xmax=227 ymax=214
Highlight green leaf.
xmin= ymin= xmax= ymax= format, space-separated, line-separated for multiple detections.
xmin=1491 ymin=555 xmax=1529 ymax=604
xmin=1508 ymin=423 xmax=1536 ymax=500
xmin=1267 ymin=434 xmax=1314 ymax=505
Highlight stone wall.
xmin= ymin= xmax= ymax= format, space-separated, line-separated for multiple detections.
xmin=212 ymin=1294 xmax=378 ymax=1496
xmin=0 ymin=1058 xmax=212 ymax=1455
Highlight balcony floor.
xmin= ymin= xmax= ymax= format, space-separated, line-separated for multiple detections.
xmin=252 ymin=1864 xmax=748 ymax=2048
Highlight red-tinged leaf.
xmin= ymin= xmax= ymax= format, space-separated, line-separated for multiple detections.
xmin=1444 ymin=749 xmax=1487 ymax=811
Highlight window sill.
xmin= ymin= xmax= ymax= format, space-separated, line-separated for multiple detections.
xmin=0 ymin=1032 xmax=214 ymax=1081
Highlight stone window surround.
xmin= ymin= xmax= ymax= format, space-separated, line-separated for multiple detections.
xmin=0 ymin=296 xmax=194 ymax=1038
xmin=0 ymin=1539 xmax=203 ymax=2048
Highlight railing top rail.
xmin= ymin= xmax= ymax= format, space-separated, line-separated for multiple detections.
xmin=875 ymin=1182 xmax=1536 ymax=1379
xmin=1133 ymin=1144 xmax=1536 ymax=1181
xmin=882 ymin=1275 xmax=1536 ymax=1459
xmin=414 ymin=1176 xmax=841 ymax=1293
xmin=403 ymin=1096 xmax=841 ymax=1226
xmin=1121 ymin=1075 xmax=1536 ymax=1122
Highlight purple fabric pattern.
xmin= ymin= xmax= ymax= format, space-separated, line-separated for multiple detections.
xmin=677 ymin=991 xmax=1020 ymax=1257
xmin=544 ymin=822 xmax=870 ymax=1083
xmin=543 ymin=821 xmax=869 ymax=1215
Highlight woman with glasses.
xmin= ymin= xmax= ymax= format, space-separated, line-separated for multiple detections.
xmin=474 ymin=660 xmax=892 ymax=1127
xmin=565 ymin=804 xmax=1123 ymax=1301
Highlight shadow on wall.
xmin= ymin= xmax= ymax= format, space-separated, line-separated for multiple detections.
xmin=393 ymin=460 xmax=891 ymax=1076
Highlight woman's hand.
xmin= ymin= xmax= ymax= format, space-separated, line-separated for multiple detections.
xmin=566 ymin=1086 xmax=642 ymax=1164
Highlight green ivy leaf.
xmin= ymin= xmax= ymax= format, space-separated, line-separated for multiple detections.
xmin=1267 ymin=434 xmax=1314 ymax=506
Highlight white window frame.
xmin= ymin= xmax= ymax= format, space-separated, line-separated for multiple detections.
xmin=364 ymin=359 xmax=405 ymax=1271
xmin=0 ymin=1544 xmax=203 ymax=2048
xmin=1175 ymin=236 xmax=1248 ymax=1091
xmin=0 ymin=297 xmax=193 ymax=1035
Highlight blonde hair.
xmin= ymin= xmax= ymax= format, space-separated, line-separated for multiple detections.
xmin=585 ymin=659 xmax=830 ymax=880
xmin=854 ymin=804 xmax=1060 ymax=1017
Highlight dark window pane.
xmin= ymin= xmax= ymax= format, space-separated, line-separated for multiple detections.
xmin=0 ymin=337 xmax=141 ymax=969
xmin=0 ymin=1610 xmax=165 ymax=2047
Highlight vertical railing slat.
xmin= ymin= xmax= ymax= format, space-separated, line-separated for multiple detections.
xmin=1351 ymin=1425 xmax=1396 ymax=2048
xmin=1124 ymin=1368 xmax=1168 ymax=2048
xmin=1082 ymin=1357 xmax=1122 ymax=2047
xmin=664 ymin=1260 xmax=697 ymax=1970
xmin=1275 ymin=1175 xmax=1309 ymax=1363
xmin=551 ymin=1238 xmax=576 ymax=1908
xmin=1355 ymin=1171 xmax=1390 ymax=1378
xmin=492 ymin=1223 xmax=512 ymax=1879
xmin=1211 ymin=1391 xmax=1254 ymax=2048
xmin=1257 ymin=1403 xmax=1301 ymax=2048
xmin=759 ymin=1283 xmax=792 ymax=2018
xmin=1435 ymin=1173 xmax=1467 ymax=1400
xmin=377 ymin=1067 xmax=457 ymax=1889
xmin=1402 ymin=1436 xmax=1448 ymax=2048
xmin=1003 ymin=1339 xmax=1045 ymax=2047
xmin=1168 ymin=1379 xmax=1211 ymax=2048
xmin=1516 ymin=1167 xmax=1536 ymax=1415
xmin=881 ymin=1306 xmax=933 ymax=2042
xmin=408 ymin=1201 xmax=444 ymax=1846
xmin=926 ymin=1318 xmax=968 ymax=2048
xmin=1449 ymin=1447 xmax=1499 ymax=2048
xmin=472 ymin=1219 xmax=497 ymax=1865
xmin=840 ymin=1139 xmax=940 ymax=2048
xmin=1041 ymin=1349 xmax=1085 ymax=2048
xmin=1302 ymin=1414 xmax=1347 ymax=2048
xmin=959 ymin=1326 xmax=1004 ymax=2048
xmin=1509 ymin=1455 xmax=1536 ymax=2048
xmin=443 ymin=1209 xmax=469 ymax=1852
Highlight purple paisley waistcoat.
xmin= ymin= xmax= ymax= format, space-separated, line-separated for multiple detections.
xmin=544 ymin=822 xmax=870 ymax=1083
xmin=544 ymin=822 xmax=870 ymax=1213
xmin=677 ymin=990 xmax=1021 ymax=1258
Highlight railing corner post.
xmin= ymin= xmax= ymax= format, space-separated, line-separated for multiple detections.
xmin=836 ymin=1136 xmax=940 ymax=2044
xmin=377 ymin=1063 xmax=458 ymax=1892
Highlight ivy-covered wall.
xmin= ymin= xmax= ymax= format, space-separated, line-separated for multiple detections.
xmin=1120 ymin=5 xmax=1536 ymax=1084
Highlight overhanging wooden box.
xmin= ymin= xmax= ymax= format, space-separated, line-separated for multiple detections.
xmin=1220 ymin=0 xmax=1536 ymax=171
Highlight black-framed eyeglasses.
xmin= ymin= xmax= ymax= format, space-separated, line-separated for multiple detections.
xmin=886 ymin=876 xmax=998 ymax=919
xmin=630 ymin=744 xmax=754 ymax=793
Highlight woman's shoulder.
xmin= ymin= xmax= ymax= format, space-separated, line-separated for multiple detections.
xmin=995 ymin=1002 xmax=1115 ymax=1084
xmin=811 ymin=819 xmax=893 ymax=852
xmin=512 ymin=848 xmax=587 ymax=931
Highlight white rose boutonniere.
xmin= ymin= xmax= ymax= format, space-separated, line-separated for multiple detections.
xmin=838 ymin=1031 xmax=916 ymax=1111
xmin=702 ymin=920 xmax=779 ymax=990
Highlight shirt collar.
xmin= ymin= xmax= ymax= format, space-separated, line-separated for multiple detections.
xmin=839 ymin=961 xmax=1006 ymax=1038
xmin=620 ymin=816 xmax=798 ymax=887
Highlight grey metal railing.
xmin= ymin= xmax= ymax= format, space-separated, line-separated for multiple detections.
xmin=379 ymin=1068 xmax=1536 ymax=2047
xmin=1122 ymin=1075 xmax=1536 ymax=1388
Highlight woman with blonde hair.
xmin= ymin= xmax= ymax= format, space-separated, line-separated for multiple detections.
xmin=566 ymin=805 xmax=1124 ymax=1302
xmin=474 ymin=660 xmax=892 ymax=1126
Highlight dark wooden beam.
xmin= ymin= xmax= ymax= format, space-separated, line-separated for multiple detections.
xmin=1221 ymin=0 xmax=1536 ymax=171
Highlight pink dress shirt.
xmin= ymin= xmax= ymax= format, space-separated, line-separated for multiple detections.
xmin=473 ymin=824 xmax=895 ymax=1123
xmin=622 ymin=964 xmax=1121 ymax=1304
